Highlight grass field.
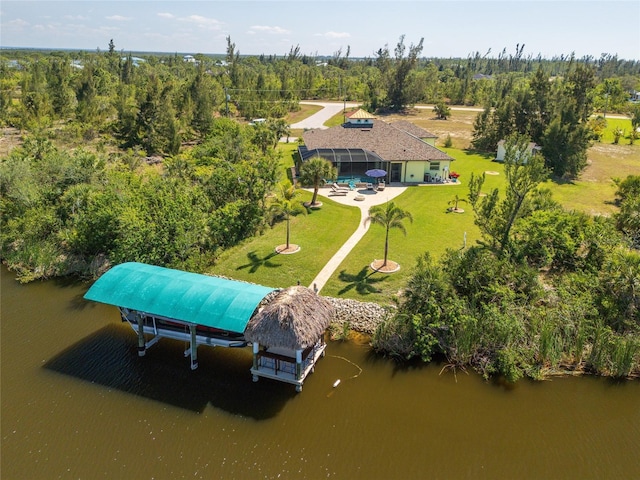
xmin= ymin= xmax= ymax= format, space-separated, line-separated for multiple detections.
xmin=285 ymin=103 xmax=323 ymax=125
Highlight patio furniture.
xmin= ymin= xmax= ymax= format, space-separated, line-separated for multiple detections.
xmin=330 ymin=186 xmax=348 ymax=196
xmin=377 ymin=181 xmax=385 ymax=191
xmin=366 ymin=183 xmax=374 ymax=190
xmin=332 ymin=182 xmax=349 ymax=191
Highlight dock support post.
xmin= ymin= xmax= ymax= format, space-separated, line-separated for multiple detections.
xmin=189 ymin=324 xmax=198 ymax=370
xmin=295 ymin=349 xmax=302 ymax=380
xmin=252 ymin=342 xmax=259 ymax=370
xmin=137 ymin=314 xmax=146 ymax=356
xmin=252 ymin=342 xmax=260 ymax=382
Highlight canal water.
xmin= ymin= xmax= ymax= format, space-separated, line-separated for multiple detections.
xmin=2 ymin=266 xmax=639 ymax=479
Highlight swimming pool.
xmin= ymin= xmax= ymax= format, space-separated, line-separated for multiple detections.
xmin=336 ymin=176 xmax=375 ymax=183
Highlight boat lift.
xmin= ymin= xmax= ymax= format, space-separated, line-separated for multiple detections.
xmin=84 ymin=262 xmax=276 ymax=370
xmin=118 ymin=307 xmax=249 ymax=370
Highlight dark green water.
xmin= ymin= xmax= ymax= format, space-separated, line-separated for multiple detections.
xmin=2 ymin=266 xmax=639 ymax=479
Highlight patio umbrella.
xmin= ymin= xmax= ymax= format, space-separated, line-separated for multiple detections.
xmin=365 ymin=169 xmax=387 ymax=178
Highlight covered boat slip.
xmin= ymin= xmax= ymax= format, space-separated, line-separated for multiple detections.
xmin=84 ymin=262 xmax=275 ymax=370
xmin=83 ymin=263 xmax=333 ymax=391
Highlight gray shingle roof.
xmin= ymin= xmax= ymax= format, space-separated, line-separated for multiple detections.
xmin=302 ymin=120 xmax=452 ymax=162
xmin=389 ymin=120 xmax=437 ymax=139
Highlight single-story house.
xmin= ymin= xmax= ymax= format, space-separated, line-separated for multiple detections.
xmin=495 ymin=139 xmax=541 ymax=163
xmin=298 ymin=109 xmax=454 ymax=184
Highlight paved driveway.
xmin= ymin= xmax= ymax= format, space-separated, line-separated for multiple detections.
xmin=291 ymin=101 xmax=361 ymax=130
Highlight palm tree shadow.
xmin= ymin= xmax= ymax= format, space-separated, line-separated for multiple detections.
xmin=337 ymin=266 xmax=388 ymax=295
xmin=237 ymin=251 xmax=281 ymax=273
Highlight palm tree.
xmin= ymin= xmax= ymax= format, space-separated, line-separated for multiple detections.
xmin=268 ymin=118 xmax=291 ymax=148
xmin=365 ymin=202 xmax=413 ymax=267
xmin=298 ymin=156 xmax=337 ymax=207
xmin=269 ymin=181 xmax=307 ymax=250
xmin=448 ymin=194 xmax=468 ymax=212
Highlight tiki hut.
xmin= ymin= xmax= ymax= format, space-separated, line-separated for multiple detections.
xmin=245 ymin=286 xmax=335 ymax=391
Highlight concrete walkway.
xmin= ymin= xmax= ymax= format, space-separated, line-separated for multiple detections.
xmin=307 ymin=185 xmax=406 ymax=293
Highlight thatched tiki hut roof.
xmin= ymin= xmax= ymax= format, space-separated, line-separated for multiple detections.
xmin=245 ymin=286 xmax=335 ymax=350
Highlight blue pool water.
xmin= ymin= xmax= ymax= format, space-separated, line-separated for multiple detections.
xmin=336 ymin=176 xmax=377 ymax=183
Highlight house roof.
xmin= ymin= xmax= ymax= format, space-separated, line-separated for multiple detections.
xmin=302 ymin=120 xmax=453 ymax=162
xmin=497 ymin=139 xmax=540 ymax=150
xmin=346 ymin=108 xmax=377 ymax=119
xmin=389 ymin=120 xmax=437 ymax=139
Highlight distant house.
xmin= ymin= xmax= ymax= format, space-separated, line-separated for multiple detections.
xmin=299 ymin=109 xmax=454 ymax=184
xmin=120 ymin=56 xmax=146 ymax=67
xmin=6 ymin=59 xmax=23 ymax=70
xmin=495 ymin=139 xmax=541 ymax=163
xmin=183 ymin=55 xmax=196 ymax=63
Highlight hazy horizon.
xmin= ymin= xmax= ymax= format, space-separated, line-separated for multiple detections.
xmin=2 ymin=1 xmax=639 ymax=61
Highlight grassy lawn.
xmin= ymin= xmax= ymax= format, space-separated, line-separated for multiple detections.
xmin=207 ymin=191 xmax=361 ymax=289
xmin=321 ymin=149 xmax=503 ymax=302
xmin=598 ymin=117 xmax=635 ymax=143
xmin=276 ymin=142 xmax=299 ymax=174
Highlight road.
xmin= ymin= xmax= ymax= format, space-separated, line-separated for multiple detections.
xmin=290 ymin=101 xmax=361 ymax=130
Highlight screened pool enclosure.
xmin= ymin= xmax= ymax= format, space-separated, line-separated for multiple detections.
xmin=298 ymin=147 xmax=389 ymax=182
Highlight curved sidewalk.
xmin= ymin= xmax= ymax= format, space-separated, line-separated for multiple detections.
xmin=308 ymin=186 xmax=406 ymax=293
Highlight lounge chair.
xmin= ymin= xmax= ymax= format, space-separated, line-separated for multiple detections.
xmin=366 ymin=183 xmax=374 ymax=190
xmin=377 ymin=181 xmax=385 ymax=191
xmin=332 ymin=182 xmax=349 ymax=191
xmin=329 ymin=186 xmax=348 ymax=196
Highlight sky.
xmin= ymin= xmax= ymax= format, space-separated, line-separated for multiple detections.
xmin=1 ymin=1 xmax=639 ymax=60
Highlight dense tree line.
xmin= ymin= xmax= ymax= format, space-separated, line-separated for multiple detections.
xmin=0 ymin=120 xmax=279 ymax=282
xmin=373 ymin=137 xmax=640 ymax=379
xmin=2 ymin=40 xmax=639 ymax=132
xmin=2 ymin=42 xmax=638 ymax=187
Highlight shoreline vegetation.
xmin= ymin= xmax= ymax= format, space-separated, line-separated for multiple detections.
xmin=1 ymin=45 xmax=639 ymax=382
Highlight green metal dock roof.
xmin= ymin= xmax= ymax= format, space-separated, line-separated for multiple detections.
xmin=84 ymin=262 xmax=275 ymax=333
